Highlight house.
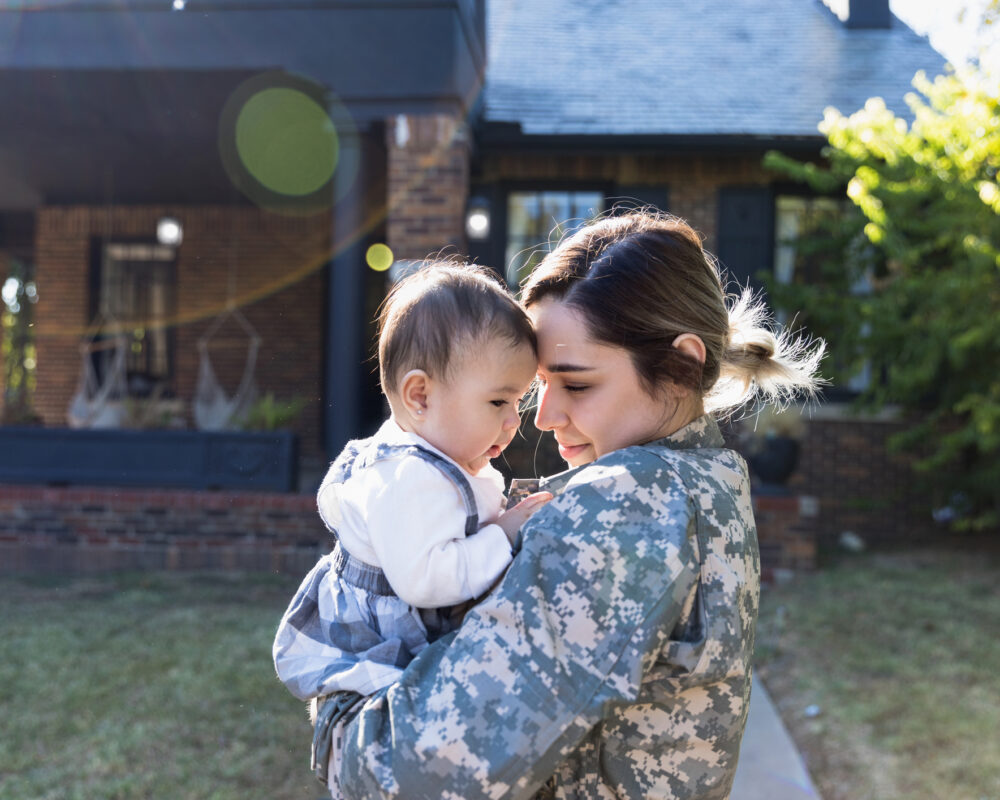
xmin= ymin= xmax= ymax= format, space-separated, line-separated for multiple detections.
xmin=0 ymin=0 xmax=945 ymax=573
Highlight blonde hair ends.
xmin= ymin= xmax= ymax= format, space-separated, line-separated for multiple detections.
xmin=709 ymin=288 xmax=826 ymax=414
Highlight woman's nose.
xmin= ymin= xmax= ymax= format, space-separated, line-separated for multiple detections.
xmin=534 ymin=384 xmax=563 ymax=431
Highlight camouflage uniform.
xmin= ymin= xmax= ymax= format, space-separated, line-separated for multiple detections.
xmin=337 ymin=415 xmax=760 ymax=800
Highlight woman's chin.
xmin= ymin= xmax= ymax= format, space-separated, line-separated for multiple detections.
xmin=558 ymin=442 xmax=593 ymax=466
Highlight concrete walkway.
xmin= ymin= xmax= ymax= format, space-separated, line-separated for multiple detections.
xmin=731 ymin=675 xmax=822 ymax=800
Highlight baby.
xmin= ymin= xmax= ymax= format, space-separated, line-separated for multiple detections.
xmin=273 ymin=262 xmax=549 ymax=794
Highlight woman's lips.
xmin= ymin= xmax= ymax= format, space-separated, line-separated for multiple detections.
xmin=557 ymin=441 xmax=589 ymax=460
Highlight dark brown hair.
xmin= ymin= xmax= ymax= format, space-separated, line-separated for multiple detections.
xmin=378 ymin=261 xmax=536 ymax=396
xmin=521 ymin=211 xmax=824 ymax=412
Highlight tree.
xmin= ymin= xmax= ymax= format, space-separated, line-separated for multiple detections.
xmin=765 ymin=70 xmax=1000 ymax=530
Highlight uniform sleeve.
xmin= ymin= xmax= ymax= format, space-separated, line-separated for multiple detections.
xmin=339 ymin=457 xmax=701 ymax=800
xmin=364 ymin=456 xmax=513 ymax=609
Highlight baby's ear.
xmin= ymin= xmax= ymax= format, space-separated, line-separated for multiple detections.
xmin=399 ymin=369 xmax=430 ymax=418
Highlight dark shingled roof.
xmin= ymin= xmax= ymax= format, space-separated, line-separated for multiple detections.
xmin=483 ymin=0 xmax=947 ymax=138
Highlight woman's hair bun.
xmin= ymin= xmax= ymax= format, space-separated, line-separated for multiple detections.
xmin=708 ymin=289 xmax=826 ymax=413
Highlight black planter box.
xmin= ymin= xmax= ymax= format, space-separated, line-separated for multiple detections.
xmin=0 ymin=427 xmax=297 ymax=492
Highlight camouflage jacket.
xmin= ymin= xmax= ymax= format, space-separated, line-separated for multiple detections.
xmin=338 ymin=415 xmax=760 ymax=800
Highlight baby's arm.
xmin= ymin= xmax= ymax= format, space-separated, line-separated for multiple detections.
xmin=364 ymin=457 xmax=515 ymax=608
xmin=496 ymin=493 xmax=553 ymax=546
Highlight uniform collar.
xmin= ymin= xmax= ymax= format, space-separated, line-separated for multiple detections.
xmin=536 ymin=415 xmax=724 ymax=494
xmin=648 ymin=414 xmax=725 ymax=451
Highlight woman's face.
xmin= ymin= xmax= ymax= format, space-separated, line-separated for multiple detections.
xmin=528 ymin=297 xmax=684 ymax=467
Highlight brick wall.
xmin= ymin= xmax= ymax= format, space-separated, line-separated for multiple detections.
xmin=386 ymin=114 xmax=470 ymax=260
xmin=480 ymin=151 xmax=772 ymax=252
xmin=0 ymin=484 xmax=326 ymax=575
xmin=33 ymin=206 xmax=330 ymax=459
xmin=789 ymin=413 xmax=936 ymax=546
xmin=726 ymin=409 xmax=938 ymax=554
xmin=0 ymin=414 xmax=927 ymax=577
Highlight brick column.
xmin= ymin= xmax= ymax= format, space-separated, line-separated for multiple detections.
xmin=385 ymin=113 xmax=470 ymax=260
xmin=34 ymin=209 xmax=95 ymax=426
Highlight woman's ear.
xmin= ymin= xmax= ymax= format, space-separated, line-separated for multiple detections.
xmin=399 ymin=369 xmax=430 ymax=419
xmin=672 ymin=333 xmax=707 ymax=365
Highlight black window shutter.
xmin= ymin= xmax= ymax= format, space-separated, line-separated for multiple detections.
xmin=717 ymin=186 xmax=774 ymax=296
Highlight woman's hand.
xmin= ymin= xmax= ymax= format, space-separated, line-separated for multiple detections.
xmin=496 ymin=492 xmax=553 ymax=547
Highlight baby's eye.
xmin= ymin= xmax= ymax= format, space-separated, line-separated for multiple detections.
xmin=565 ymin=384 xmax=590 ymax=393
xmin=490 ymin=400 xmax=508 ymax=408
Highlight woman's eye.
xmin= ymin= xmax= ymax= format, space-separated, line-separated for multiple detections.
xmin=565 ymin=384 xmax=589 ymax=393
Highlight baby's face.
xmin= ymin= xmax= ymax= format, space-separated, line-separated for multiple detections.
xmin=418 ymin=337 xmax=537 ymax=475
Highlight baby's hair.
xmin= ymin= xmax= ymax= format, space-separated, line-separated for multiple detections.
xmin=378 ymin=261 xmax=536 ymax=396
xmin=521 ymin=209 xmax=824 ymax=414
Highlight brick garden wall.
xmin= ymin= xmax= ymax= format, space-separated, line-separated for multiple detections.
xmin=0 ymin=412 xmax=933 ymax=577
xmin=32 ymin=206 xmax=331 ymax=460
xmin=0 ymin=485 xmax=326 ymax=576
xmin=788 ymin=413 xmax=937 ymax=547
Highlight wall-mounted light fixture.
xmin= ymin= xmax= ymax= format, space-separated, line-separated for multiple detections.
xmin=156 ymin=217 xmax=183 ymax=246
xmin=465 ymin=197 xmax=491 ymax=241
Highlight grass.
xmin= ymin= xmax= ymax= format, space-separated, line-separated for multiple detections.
xmin=4 ymin=552 xmax=999 ymax=799
xmin=756 ymin=547 xmax=1000 ymax=800
xmin=0 ymin=572 xmax=320 ymax=800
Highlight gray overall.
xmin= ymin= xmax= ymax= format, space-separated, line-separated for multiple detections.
xmin=272 ymin=436 xmax=484 ymax=787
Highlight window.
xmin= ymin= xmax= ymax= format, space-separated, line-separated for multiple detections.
xmin=773 ymin=194 xmax=872 ymax=392
xmin=96 ymin=242 xmax=177 ymax=397
xmin=504 ymin=191 xmax=604 ymax=288
xmin=774 ymin=196 xmax=848 ymax=287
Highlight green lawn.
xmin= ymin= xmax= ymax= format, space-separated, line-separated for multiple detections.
xmin=756 ymin=547 xmax=1000 ymax=800
xmin=0 ymin=572 xmax=318 ymax=800
xmin=3 ymin=550 xmax=998 ymax=799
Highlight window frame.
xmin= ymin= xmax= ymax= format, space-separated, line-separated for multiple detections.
xmin=502 ymin=184 xmax=609 ymax=289
xmin=88 ymin=237 xmax=178 ymax=399
xmin=769 ymin=185 xmax=875 ymax=400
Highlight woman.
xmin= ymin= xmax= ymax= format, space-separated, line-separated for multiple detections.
xmin=332 ymin=211 xmax=824 ymax=799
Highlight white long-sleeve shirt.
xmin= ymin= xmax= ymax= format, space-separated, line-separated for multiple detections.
xmin=317 ymin=418 xmax=513 ymax=608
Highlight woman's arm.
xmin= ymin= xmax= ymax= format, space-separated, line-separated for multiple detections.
xmin=339 ymin=454 xmax=700 ymax=800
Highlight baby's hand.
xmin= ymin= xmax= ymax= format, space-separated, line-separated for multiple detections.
xmin=497 ymin=492 xmax=553 ymax=547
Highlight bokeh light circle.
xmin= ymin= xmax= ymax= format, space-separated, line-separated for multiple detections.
xmin=219 ymin=72 xmax=359 ymax=213
xmin=366 ymin=243 xmax=394 ymax=272
xmin=235 ymin=88 xmax=338 ymax=197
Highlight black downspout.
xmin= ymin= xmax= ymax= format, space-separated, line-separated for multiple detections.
xmin=324 ymin=125 xmax=366 ymax=460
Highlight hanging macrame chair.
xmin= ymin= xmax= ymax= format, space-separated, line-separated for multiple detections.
xmin=67 ymin=310 xmax=129 ymax=429
xmin=193 ymin=304 xmax=261 ymax=431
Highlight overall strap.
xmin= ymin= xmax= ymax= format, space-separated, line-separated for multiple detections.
xmin=328 ymin=439 xmax=482 ymax=596
xmin=364 ymin=442 xmax=480 ymax=538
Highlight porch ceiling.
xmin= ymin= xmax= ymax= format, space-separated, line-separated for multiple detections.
xmin=0 ymin=69 xmax=262 ymax=206
xmin=0 ymin=1 xmax=485 ymax=207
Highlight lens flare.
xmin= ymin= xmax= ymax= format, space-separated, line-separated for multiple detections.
xmin=235 ymin=88 xmax=338 ymax=197
xmin=366 ymin=243 xmax=394 ymax=272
